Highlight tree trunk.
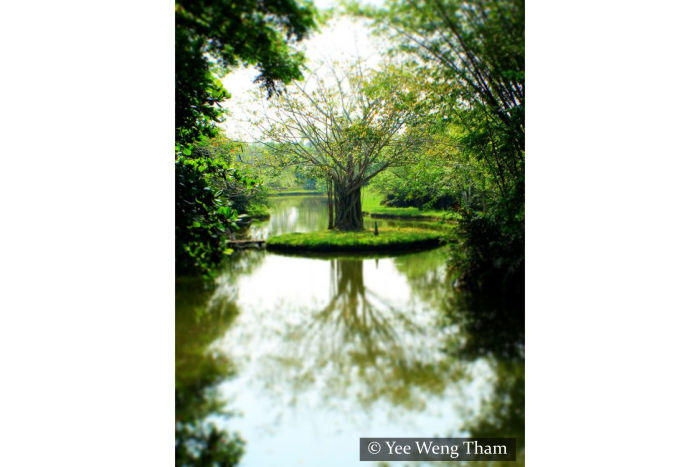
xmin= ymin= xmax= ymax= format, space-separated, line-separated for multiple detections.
xmin=333 ymin=184 xmax=363 ymax=231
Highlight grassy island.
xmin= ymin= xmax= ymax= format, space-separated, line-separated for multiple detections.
xmin=266 ymin=227 xmax=447 ymax=253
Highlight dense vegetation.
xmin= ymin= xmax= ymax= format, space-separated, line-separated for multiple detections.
xmin=176 ymin=0 xmax=524 ymax=293
xmin=362 ymin=188 xmax=459 ymax=220
xmin=175 ymin=0 xmax=316 ymax=276
xmin=365 ymin=0 xmax=525 ymax=293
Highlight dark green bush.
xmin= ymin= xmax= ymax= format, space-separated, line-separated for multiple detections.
xmin=375 ymin=165 xmax=459 ymax=210
xmin=175 ymin=155 xmax=236 ymax=277
xmin=450 ymin=179 xmax=524 ymax=295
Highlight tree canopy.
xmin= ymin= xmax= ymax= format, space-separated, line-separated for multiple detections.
xmin=175 ymin=0 xmax=317 ymax=147
xmin=259 ymin=62 xmax=427 ymax=230
xmin=364 ymin=0 xmax=525 ymax=291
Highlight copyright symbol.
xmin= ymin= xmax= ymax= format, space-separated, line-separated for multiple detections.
xmin=367 ymin=442 xmax=381 ymax=454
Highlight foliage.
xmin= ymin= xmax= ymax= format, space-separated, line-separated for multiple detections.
xmin=259 ymin=61 xmax=428 ymax=230
xmin=363 ymin=0 xmax=525 ymax=292
xmin=370 ymin=144 xmax=460 ymax=211
xmin=175 ymin=155 xmax=237 ymax=277
xmin=451 ymin=172 xmax=524 ymax=294
xmin=362 ymin=188 xmax=458 ymax=220
xmin=369 ymin=121 xmax=465 ymax=211
xmin=175 ymin=0 xmax=316 ymax=278
xmin=197 ymin=136 xmax=269 ymax=217
xmin=176 ymin=136 xmax=275 ymax=276
xmin=377 ymin=168 xmax=458 ymax=210
xmin=243 ymin=203 xmax=270 ymax=220
xmin=451 ymin=104 xmax=525 ymax=293
xmin=266 ymin=227 xmax=445 ymax=252
xmin=175 ymin=0 xmax=317 ymax=146
xmin=374 ymin=0 xmax=524 ymax=144
xmin=260 ymin=164 xmax=320 ymax=192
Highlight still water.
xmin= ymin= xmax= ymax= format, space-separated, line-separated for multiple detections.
xmin=176 ymin=196 xmax=524 ymax=466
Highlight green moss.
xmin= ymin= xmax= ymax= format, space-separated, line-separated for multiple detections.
xmin=362 ymin=188 xmax=458 ymax=221
xmin=266 ymin=227 xmax=448 ymax=253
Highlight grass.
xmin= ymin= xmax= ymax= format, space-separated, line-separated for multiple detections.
xmin=362 ymin=189 xmax=458 ymax=221
xmin=266 ymin=227 xmax=448 ymax=253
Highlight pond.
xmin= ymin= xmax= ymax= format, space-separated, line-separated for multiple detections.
xmin=176 ymin=196 xmax=524 ymax=466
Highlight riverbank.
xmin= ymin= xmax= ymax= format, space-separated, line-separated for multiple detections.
xmin=269 ymin=189 xmax=325 ymax=196
xmin=361 ymin=189 xmax=458 ymax=221
xmin=235 ymin=204 xmax=271 ymax=227
xmin=266 ymin=189 xmax=458 ymax=221
xmin=245 ymin=203 xmax=271 ymax=220
xmin=266 ymin=227 xmax=447 ymax=253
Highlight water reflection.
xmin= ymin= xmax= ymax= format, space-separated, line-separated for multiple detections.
xmin=244 ymin=195 xmax=447 ymax=240
xmin=276 ymin=258 xmax=470 ymax=410
xmin=442 ymin=292 xmax=525 ymax=465
xmin=208 ymin=250 xmax=491 ymax=466
xmin=176 ymin=196 xmax=525 ymax=466
xmin=247 ymin=196 xmax=328 ymax=238
xmin=445 ymin=293 xmax=525 ymax=363
xmin=175 ymin=278 xmax=246 ymax=465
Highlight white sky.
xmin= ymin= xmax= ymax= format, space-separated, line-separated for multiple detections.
xmin=219 ymin=0 xmax=387 ymax=141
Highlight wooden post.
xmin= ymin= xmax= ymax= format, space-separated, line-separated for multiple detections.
xmin=374 ymin=221 xmax=378 ymax=236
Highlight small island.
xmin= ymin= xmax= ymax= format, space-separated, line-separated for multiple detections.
xmin=266 ymin=227 xmax=447 ymax=253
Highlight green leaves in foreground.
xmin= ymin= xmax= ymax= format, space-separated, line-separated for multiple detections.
xmin=175 ymin=156 xmax=237 ymax=277
xmin=175 ymin=0 xmax=317 ymax=147
xmin=176 ymin=137 xmax=269 ymax=278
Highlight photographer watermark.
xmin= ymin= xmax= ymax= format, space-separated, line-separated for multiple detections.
xmin=360 ymin=437 xmax=517 ymax=462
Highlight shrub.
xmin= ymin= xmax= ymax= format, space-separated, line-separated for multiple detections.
xmin=175 ymin=155 xmax=236 ymax=277
xmin=450 ymin=182 xmax=524 ymax=294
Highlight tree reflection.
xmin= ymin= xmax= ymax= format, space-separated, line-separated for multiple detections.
xmin=315 ymin=259 xmax=401 ymax=360
xmin=271 ymin=258 xmax=465 ymax=411
xmin=442 ymin=291 xmax=525 ymax=466
xmin=444 ymin=292 xmax=524 ymax=363
xmin=175 ymin=278 xmax=245 ymax=466
xmin=392 ymin=247 xmax=451 ymax=305
xmin=246 ymin=196 xmax=328 ymax=238
xmin=394 ymin=249 xmax=524 ymax=464
xmin=197 ymin=247 xmax=525 ymax=465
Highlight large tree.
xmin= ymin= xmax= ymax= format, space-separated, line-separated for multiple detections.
xmin=260 ymin=63 xmax=425 ymax=230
